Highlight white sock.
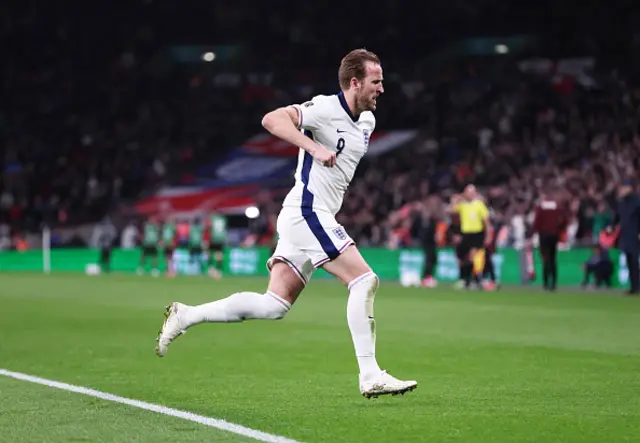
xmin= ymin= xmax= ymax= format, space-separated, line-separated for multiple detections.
xmin=183 ymin=291 xmax=290 ymax=327
xmin=347 ymin=271 xmax=382 ymax=381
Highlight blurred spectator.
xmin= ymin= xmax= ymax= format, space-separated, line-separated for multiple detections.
xmin=92 ymin=218 xmax=118 ymax=273
xmin=90 ymin=217 xmax=118 ymax=250
xmin=613 ymin=180 xmax=640 ymax=295
xmin=532 ymin=188 xmax=568 ymax=291
xmin=417 ymin=196 xmax=443 ymax=287
xmin=0 ymin=222 xmax=11 ymax=251
xmin=581 ymin=245 xmax=613 ymax=289
xmin=121 ymin=221 xmax=140 ymax=249
xmin=592 ymin=201 xmax=614 ymax=243
xmin=3 ymin=1 xmax=639 ymax=254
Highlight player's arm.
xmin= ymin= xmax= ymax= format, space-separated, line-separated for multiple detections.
xmin=447 ymin=194 xmax=461 ymax=213
xmin=483 ymin=216 xmax=493 ymax=245
xmin=532 ymin=204 xmax=541 ymax=234
xmin=480 ymin=203 xmax=492 ymax=245
xmin=261 ymin=106 xmax=335 ymax=167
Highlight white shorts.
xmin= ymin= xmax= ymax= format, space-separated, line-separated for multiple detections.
xmin=266 ymin=206 xmax=354 ymax=285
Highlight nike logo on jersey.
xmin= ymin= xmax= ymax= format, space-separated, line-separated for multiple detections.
xmin=336 ymin=129 xmax=346 ymax=133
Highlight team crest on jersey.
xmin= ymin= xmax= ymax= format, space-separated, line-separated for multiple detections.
xmin=363 ymin=130 xmax=370 ymax=149
xmin=333 ymin=227 xmax=347 ymax=241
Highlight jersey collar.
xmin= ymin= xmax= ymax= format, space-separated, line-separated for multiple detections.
xmin=337 ymin=92 xmax=359 ymax=122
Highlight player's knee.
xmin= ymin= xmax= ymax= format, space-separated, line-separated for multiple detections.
xmin=369 ymin=272 xmax=380 ymax=292
xmin=263 ymin=291 xmax=290 ymax=320
xmin=267 ymin=260 xmax=305 ymax=302
xmin=348 ymin=271 xmax=379 ymax=297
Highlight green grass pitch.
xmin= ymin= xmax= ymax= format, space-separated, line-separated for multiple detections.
xmin=1 ymin=273 xmax=639 ymax=442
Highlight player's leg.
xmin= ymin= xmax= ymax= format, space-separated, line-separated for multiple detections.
xmin=539 ymin=235 xmax=547 ymax=289
xmin=461 ymin=240 xmax=476 ymax=289
xmin=582 ymin=262 xmax=594 ymax=287
xmin=155 ymin=240 xmax=311 ymax=357
xmin=471 ymin=248 xmax=482 ymax=285
xmin=100 ymin=247 xmax=111 ymax=273
xmin=486 ymin=249 xmax=496 ymax=282
xmin=422 ymin=244 xmax=437 ymax=287
xmin=481 ymin=248 xmax=497 ymax=290
xmin=625 ymin=251 xmax=639 ymax=294
xmin=454 ymin=238 xmax=466 ymax=289
xmin=603 ymin=261 xmax=613 ymax=288
xmin=469 ymin=233 xmax=486 ymax=288
xmin=138 ymin=247 xmax=147 ymax=275
xmin=539 ymin=235 xmax=551 ymax=289
xmin=457 ymin=235 xmax=472 ymax=288
xmin=206 ymin=247 xmax=218 ymax=278
xmin=322 ymin=245 xmax=417 ymax=397
xmin=472 ymin=235 xmax=487 ymax=287
xmin=207 ymin=243 xmax=223 ymax=279
xmin=164 ymin=248 xmax=175 ymax=277
xmin=464 ymin=249 xmax=474 ymax=288
xmin=321 ymin=246 xmax=378 ymax=376
xmin=188 ymin=246 xmax=196 ymax=265
xmin=150 ymin=247 xmax=159 ymax=276
xmin=421 ymin=245 xmax=431 ymax=282
xmin=189 ymin=246 xmax=203 ymax=274
xmin=486 ymin=248 xmax=497 ymax=282
xmin=182 ymin=261 xmax=302 ymax=324
xmin=198 ymin=247 xmax=207 ymax=275
xmin=215 ymin=248 xmax=224 ymax=275
xmin=549 ymin=236 xmax=558 ymax=290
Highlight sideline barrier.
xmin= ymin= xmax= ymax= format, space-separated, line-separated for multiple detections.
xmin=0 ymin=247 xmax=625 ymax=287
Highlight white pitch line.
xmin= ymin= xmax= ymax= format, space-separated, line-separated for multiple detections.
xmin=0 ymin=368 xmax=303 ymax=443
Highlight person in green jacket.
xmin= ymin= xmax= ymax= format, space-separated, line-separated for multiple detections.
xmin=138 ymin=217 xmax=160 ymax=276
xmin=188 ymin=218 xmax=207 ymax=275
xmin=592 ymin=201 xmax=613 ymax=243
xmin=160 ymin=219 xmax=177 ymax=277
xmin=205 ymin=212 xmax=227 ymax=279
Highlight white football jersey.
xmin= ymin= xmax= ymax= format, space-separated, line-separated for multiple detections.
xmin=281 ymin=93 xmax=376 ymax=215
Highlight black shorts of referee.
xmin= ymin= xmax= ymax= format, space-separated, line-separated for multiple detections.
xmin=459 ymin=231 xmax=485 ymax=256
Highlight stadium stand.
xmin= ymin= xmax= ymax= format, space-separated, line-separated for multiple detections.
xmin=2 ymin=1 xmax=639 ymax=250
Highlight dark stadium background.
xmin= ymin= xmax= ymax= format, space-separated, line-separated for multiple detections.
xmin=2 ymin=4 xmax=640 ymax=443
xmin=2 ymin=0 xmax=640 ymax=252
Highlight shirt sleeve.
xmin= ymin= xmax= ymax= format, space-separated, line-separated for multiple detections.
xmin=292 ymin=96 xmax=332 ymax=131
xmin=532 ymin=205 xmax=541 ymax=233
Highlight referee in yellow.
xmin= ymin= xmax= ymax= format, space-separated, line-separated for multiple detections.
xmin=451 ymin=185 xmax=492 ymax=289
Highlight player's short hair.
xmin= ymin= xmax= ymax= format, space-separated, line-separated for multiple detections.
xmin=338 ymin=49 xmax=381 ymax=91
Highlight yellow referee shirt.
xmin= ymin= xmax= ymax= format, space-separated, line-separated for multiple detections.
xmin=455 ymin=200 xmax=489 ymax=234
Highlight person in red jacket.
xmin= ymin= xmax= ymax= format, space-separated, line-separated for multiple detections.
xmin=532 ymin=187 xmax=568 ymax=291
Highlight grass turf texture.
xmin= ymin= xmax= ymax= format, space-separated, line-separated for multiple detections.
xmin=1 ymin=273 xmax=639 ymax=443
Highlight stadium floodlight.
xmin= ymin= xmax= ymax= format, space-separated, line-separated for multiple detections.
xmin=245 ymin=206 xmax=260 ymax=219
xmin=202 ymin=52 xmax=216 ymax=62
xmin=495 ymin=44 xmax=509 ymax=54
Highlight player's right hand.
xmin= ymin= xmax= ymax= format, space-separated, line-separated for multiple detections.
xmin=312 ymin=144 xmax=336 ymax=167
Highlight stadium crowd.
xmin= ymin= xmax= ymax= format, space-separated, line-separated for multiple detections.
xmin=340 ymin=65 xmax=640 ymax=249
xmin=2 ymin=1 xmax=639 ymax=252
